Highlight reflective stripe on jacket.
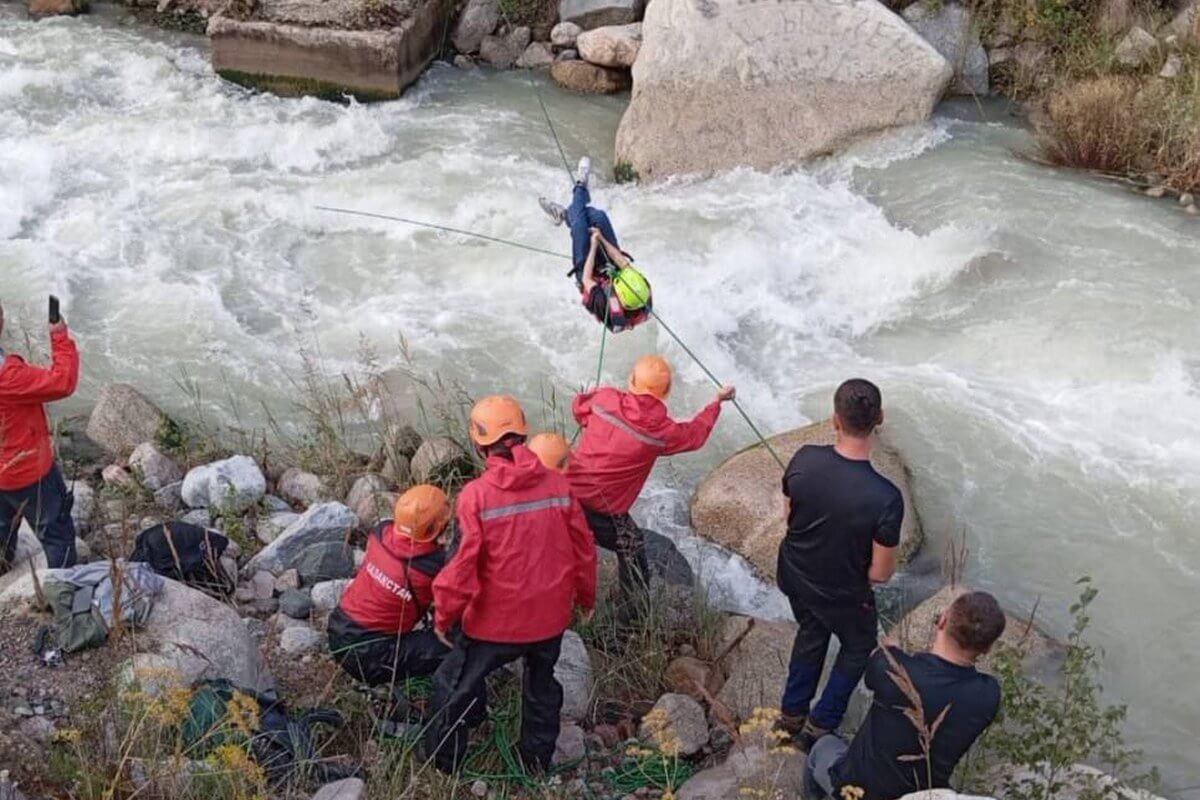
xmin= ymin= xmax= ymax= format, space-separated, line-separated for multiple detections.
xmin=0 ymin=327 xmax=80 ymax=491
xmin=338 ymin=523 xmax=444 ymax=635
xmin=567 ymin=387 xmax=721 ymax=514
xmin=433 ymin=445 xmax=597 ymax=643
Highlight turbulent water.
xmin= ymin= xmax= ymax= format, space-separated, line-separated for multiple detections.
xmin=4 ymin=5 xmax=1200 ymax=786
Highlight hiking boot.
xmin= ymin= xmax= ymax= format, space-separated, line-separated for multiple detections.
xmin=575 ymin=155 xmax=591 ymax=188
xmin=776 ymin=710 xmax=807 ymax=737
xmin=539 ymin=196 xmax=566 ymax=225
xmin=796 ymin=719 xmax=833 ymax=753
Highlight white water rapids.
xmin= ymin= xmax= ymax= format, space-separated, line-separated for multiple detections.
xmin=4 ymin=6 xmax=1200 ymax=788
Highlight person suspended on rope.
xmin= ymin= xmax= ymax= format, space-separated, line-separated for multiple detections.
xmin=569 ymin=355 xmax=735 ymax=616
xmin=539 ymin=156 xmax=653 ymax=332
xmin=424 ymin=395 xmax=597 ymax=774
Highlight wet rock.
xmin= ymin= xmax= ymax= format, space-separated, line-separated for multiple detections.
xmin=129 ymin=442 xmax=184 ymax=492
xmin=577 ymin=23 xmax=641 ymax=68
xmin=551 ymin=59 xmax=631 ymax=93
xmin=245 ymin=502 xmax=357 ymax=574
xmin=715 ymin=616 xmax=796 ymax=722
xmin=279 ymin=625 xmax=324 ymax=656
xmin=1145 ymin=185 xmax=1167 ymax=198
xmin=154 ymin=481 xmax=184 ymax=512
xmin=551 ymin=21 xmax=582 ymax=47
xmin=1187 ymin=204 xmax=1200 ymax=216
xmin=903 ymin=1 xmax=988 ymax=96
xmin=640 ymin=693 xmax=707 ymax=756
xmin=553 ymin=722 xmax=588 ymax=765
xmin=1115 ymin=26 xmax=1158 ymax=66
xmin=182 ymin=455 xmax=266 ymax=515
xmin=691 ymin=419 xmax=922 ymax=581
xmin=480 ymin=26 xmax=532 ymax=70
xmin=517 ymin=41 xmax=555 ymax=68
xmin=256 ymin=511 xmax=300 ymax=545
xmin=410 ymin=437 xmax=472 ymax=485
xmin=312 ymin=777 xmax=366 ymax=800
xmin=291 ymin=541 xmax=356 ymax=585
xmin=277 ymin=467 xmax=327 ymax=508
xmin=102 ymin=464 xmax=135 ymax=489
xmin=615 ymin=0 xmax=950 ymax=179
xmin=559 ymin=0 xmax=643 ymax=30
xmin=279 ymin=588 xmax=314 ymax=619
xmin=452 ymin=0 xmax=500 ymax=54
xmin=644 ymin=530 xmax=693 ymax=586
xmin=28 ymin=0 xmax=86 ymax=16
xmin=86 ymin=384 xmax=169 ymax=457
xmin=1180 ymin=192 xmax=1195 ymax=206
xmin=311 ymin=579 xmax=352 ymax=613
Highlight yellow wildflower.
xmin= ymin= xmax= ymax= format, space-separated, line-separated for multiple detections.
xmin=225 ymin=691 xmax=261 ymax=736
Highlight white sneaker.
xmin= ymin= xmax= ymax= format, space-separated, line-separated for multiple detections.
xmin=538 ymin=197 xmax=566 ymax=225
xmin=575 ymin=156 xmax=591 ymax=188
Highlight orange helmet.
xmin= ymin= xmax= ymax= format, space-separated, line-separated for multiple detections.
xmin=392 ymin=484 xmax=451 ymax=543
xmin=528 ymin=433 xmax=571 ymax=473
xmin=629 ymin=355 xmax=672 ymax=400
xmin=469 ymin=395 xmax=529 ymax=446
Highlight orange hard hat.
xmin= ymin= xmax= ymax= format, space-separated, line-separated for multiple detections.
xmin=469 ymin=394 xmax=529 ymax=446
xmin=629 ymin=355 xmax=672 ymax=400
xmin=528 ymin=432 xmax=571 ymax=473
xmin=392 ymin=484 xmax=451 ymax=543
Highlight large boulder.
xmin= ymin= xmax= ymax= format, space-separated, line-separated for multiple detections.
xmin=511 ymin=629 xmax=593 ymax=720
xmin=902 ymin=1 xmax=988 ymax=96
xmin=678 ymin=740 xmax=805 ymax=800
xmin=714 ymin=616 xmax=796 ymax=722
xmin=410 ymin=437 xmax=473 ymax=485
xmin=1114 ymin=26 xmax=1158 ymax=66
xmin=291 ymin=541 xmax=356 ymax=585
xmin=1165 ymin=0 xmax=1198 ymax=41
xmin=480 ymin=26 xmax=532 ymax=69
xmin=246 ymin=502 xmax=357 ymax=574
xmin=181 ymin=455 xmax=266 ymax=515
xmin=691 ymin=419 xmax=922 ymax=582
xmin=551 ymin=20 xmax=582 ymax=47
xmin=614 ymin=0 xmax=951 ymax=179
xmin=255 ymin=511 xmax=300 ymax=545
xmin=208 ymin=0 xmax=449 ymax=102
xmin=990 ymin=764 xmax=1167 ymax=800
xmin=129 ymin=442 xmax=184 ymax=492
xmin=86 ymin=384 xmax=169 ymax=458
xmin=451 ymin=0 xmax=500 ymax=53
xmin=892 ymin=585 xmax=1061 ymax=675
xmin=551 ymin=59 xmax=631 ymax=93
xmin=517 ymin=41 xmax=555 ymax=69
xmin=276 ymin=467 xmax=327 ymax=508
xmin=577 ymin=22 xmax=641 ymax=68
xmin=559 ymin=0 xmax=643 ymax=30
xmin=0 ymin=574 xmax=273 ymax=693
xmin=28 ymin=0 xmax=86 ymax=16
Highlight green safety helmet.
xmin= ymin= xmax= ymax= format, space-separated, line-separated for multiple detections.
xmin=613 ymin=266 xmax=651 ymax=311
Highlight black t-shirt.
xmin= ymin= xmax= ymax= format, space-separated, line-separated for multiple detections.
xmin=777 ymin=445 xmax=904 ymax=605
xmin=832 ymin=647 xmax=1001 ymax=800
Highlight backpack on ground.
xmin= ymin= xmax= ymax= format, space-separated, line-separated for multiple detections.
xmin=130 ymin=522 xmax=234 ymax=596
xmin=41 ymin=561 xmax=165 ymax=654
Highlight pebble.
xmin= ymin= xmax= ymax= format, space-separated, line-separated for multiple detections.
xmin=13 ymin=705 xmax=33 ymax=718
xmin=1181 ymin=192 xmax=1195 ymax=206
xmin=1145 ymin=185 xmax=1167 ymax=198
xmin=471 ymin=779 xmax=488 ymax=797
xmin=1186 ymin=204 xmax=1199 ymax=216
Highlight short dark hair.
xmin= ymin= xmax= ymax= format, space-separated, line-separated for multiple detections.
xmin=946 ymin=591 xmax=1007 ymax=654
xmin=833 ymin=379 xmax=883 ymax=436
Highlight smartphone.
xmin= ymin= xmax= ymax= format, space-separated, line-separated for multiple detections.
xmin=49 ymin=295 xmax=61 ymax=324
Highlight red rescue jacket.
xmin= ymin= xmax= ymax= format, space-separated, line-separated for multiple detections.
xmin=0 ymin=327 xmax=80 ymax=491
xmin=338 ymin=523 xmax=445 ymax=635
xmin=434 ymin=445 xmax=597 ymax=644
xmin=567 ymin=387 xmax=721 ymax=514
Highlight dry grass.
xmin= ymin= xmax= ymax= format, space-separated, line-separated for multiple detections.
xmin=1035 ymin=75 xmax=1150 ymax=174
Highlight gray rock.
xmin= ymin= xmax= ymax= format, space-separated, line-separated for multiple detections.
xmin=279 ymin=589 xmax=314 ymax=619
xmin=615 ymin=0 xmax=951 ymax=179
xmin=246 ymin=502 xmax=357 ymax=574
xmin=181 ymin=455 xmax=266 ymax=515
xmin=154 ymin=481 xmax=185 ymax=512
xmin=279 ymin=625 xmax=324 ymax=656
xmin=551 ymin=58 xmax=631 ymax=93
xmin=559 ymin=0 xmax=643 ymax=30
xmin=382 ymin=452 xmax=412 ymax=488
xmin=452 ymin=0 xmax=500 ymax=54
xmin=1165 ymin=0 xmax=1198 ymax=41
xmin=256 ymin=511 xmax=300 ymax=545
xmin=346 ymin=473 xmax=390 ymax=509
xmin=181 ymin=509 xmax=212 ymax=528
xmin=517 ymin=41 xmax=555 ymax=68
xmin=639 ymin=693 xmax=707 ymax=756
xmin=480 ymin=26 xmax=532 ymax=69
xmin=715 ymin=616 xmax=797 ymax=721
xmin=69 ymin=480 xmax=96 ymax=534
xmin=310 ymin=579 xmax=352 ymax=613
xmin=351 ymin=490 xmax=397 ymax=530
xmin=86 ymin=384 xmax=168 ymax=457
xmin=577 ymin=22 xmax=641 ymax=68
xmin=102 ymin=464 xmax=135 ymax=488
xmin=551 ymin=20 xmax=582 ymax=47
xmin=17 ymin=716 xmax=56 ymax=744
xmin=0 ymin=778 xmax=30 ymax=800
xmin=249 ymin=570 xmax=276 ymax=601
xmin=129 ymin=442 xmax=184 ymax=492
xmin=470 ymin=780 xmax=488 ymax=798
xmin=678 ymin=742 xmax=805 ymax=800
xmin=556 ymin=48 xmax=579 ymax=61
xmin=388 ymin=424 xmax=424 ymax=460
xmin=410 ymin=436 xmax=472 ymax=485
xmin=644 ymin=530 xmax=693 ymax=586
xmin=277 ymin=467 xmax=327 ymax=508
xmin=512 ymin=629 xmax=592 ymax=720
xmin=552 ymin=722 xmax=588 ymax=765
xmin=1160 ymin=52 xmax=1183 ymax=78
xmin=262 ymin=494 xmax=292 ymax=513
xmin=1180 ymin=192 xmax=1195 ymax=206
xmin=291 ymin=541 xmax=356 ymax=585
xmin=274 ymin=568 xmax=301 ymax=593
xmin=903 ymin=1 xmax=988 ymax=96
xmin=1115 ymin=26 xmax=1158 ymax=66
xmin=312 ymin=778 xmax=366 ymax=800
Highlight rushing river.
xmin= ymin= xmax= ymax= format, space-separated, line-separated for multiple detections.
xmin=4 ymin=5 xmax=1200 ymax=787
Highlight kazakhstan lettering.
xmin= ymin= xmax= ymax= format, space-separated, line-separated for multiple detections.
xmin=367 ymin=561 xmax=414 ymax=600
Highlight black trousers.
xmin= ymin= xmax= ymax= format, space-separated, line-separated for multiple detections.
xmin=0 ymin=464 xmax=77 ymax=573
xmin=583 ymin=508 xmax=648 ymax=599
xmin=327 ymin=608 xmax=449 ymax=687
xmin=782 ymin=594 xmax=878 ymax=731
xmin=425 ymin=633 xmax=563 ymax=774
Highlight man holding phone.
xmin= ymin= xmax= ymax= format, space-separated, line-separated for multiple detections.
xmin=0 ymin=296 xmax=81 ymax=573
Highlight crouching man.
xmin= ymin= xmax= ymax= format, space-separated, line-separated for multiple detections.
xmin=804 ymin=591 xmax=1007 ymax=800
xmin=425 ymin=395 xmax=597 ymax=774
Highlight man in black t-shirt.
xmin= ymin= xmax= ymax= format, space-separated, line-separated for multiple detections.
xmin=804 ymin=591 xmax=1007 ymax=800
xmin=777 ymin=379 xmax=904 ymax=749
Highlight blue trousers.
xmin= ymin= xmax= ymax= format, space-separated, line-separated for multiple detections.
xmin=781 ymin=594 xmax=878 ymax=730
xmin=567 ymin=184 xmax=620 ymax=277
xmin=0 ymin=463 xmax=78 ymax=571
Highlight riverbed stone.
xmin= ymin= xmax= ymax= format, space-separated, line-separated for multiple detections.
xmin=256 ymin=511 xmax=300 ymax=545
xmin=277 ymin=467 xmax=327 ymax=508
xmin=551 ymin=21 xmax=582 ymax=47
xmin=279 ymin=625 xmax=324 ymax=656
xmin=129 ymin=442 xmax=184 ymax=492
xmin=154 ymin=481 xmax=184 ymax=512
xmin=902 ymin=1 xmax=988 ymax=96
xmin=1115 ymin=26 xmax=1158 ymax=66
xmin=102 ymin=464 xmax=135 ymax=489
xmin=452 ymin=0 xmax=500 ymax=54
xmin=714 ymin=616 xmax=797 ymax=722
xmin=181 ymin=455 xmax=267 ymax=515
xmin=480 ymin=26 xmax=531 ymax=69
xmin=690 ymin=419 xmax=922 ymax=581
xmin=640 ymin=693 xmax=708 ymax=756
xmin=311 ymin=578 xmax=352 ymax=613
xmin=311 ymin=778 xmax=366 ymax=800
xmin=27 ymin=0 xmax=87 ymax=15
xmin=551 ymin=58 xmax=631 ymax=93
xmin=559 ymin=0 xmax=642 ymax=30
xmin=678 ymin=741 xmax=804 ymax=800
xmin=510 ymin=629 xmax=592 ymax=720
xmin=279 ymin=588 xmax=314 ymax=619
xmin=615 ymin=0 xmax=951 ymax=179
xmin=410 ymin=437 xmax=473 ymax=485
xmin=577 ymin=23 xmax=641 ymax=68
xmin=68 ymin=480 xmax=95 ymax=534
xmin=246 ymin=502 xmax=357 ymax=574
xmin=346 ymin=473 xmax=389 ymax=509
xmin=291 ymin=541 xmax=356 ymax=585
xmin=86 ymin=384 xmax=169 ymax=457
xmin=552 ymin=722 xmax=587 ymax=765
xmin=517 ymin=41 xmax=555 ymax=68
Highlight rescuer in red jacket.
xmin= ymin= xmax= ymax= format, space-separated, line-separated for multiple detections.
xmin=0 ymin=301 xmax=81 ymax=573
xmin=327 ymin=484 xmax=452 ymax=690
xmin=568 ymin=355 xmax=735 ymax=604
xmin=425 ymin=395 xmax=597 ymax=774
